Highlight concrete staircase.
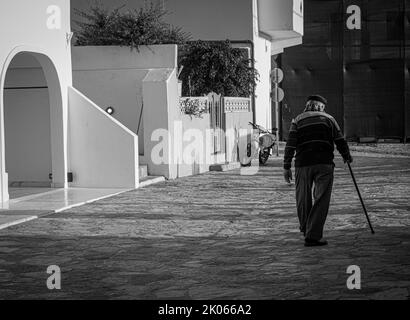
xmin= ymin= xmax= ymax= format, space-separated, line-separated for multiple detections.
xmin=138 ymin=165 xmax=165 ymax=188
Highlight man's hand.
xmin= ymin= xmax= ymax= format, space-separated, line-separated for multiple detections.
xmin=284 ymin=169 xmax=293 ymax=184
xmin=344 ymin=154 xmax=353 ymax=164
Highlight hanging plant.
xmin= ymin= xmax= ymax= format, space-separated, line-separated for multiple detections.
xmin=180 ymin=98 xmax=208 ymax=119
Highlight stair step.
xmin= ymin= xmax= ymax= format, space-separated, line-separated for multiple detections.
xmin=139 ymin=176 xmax=165 ymax=188
xmin=139 ymin=165 xmax=148 ymax=179
xmin=209 ymin=162 xmax=241 ymax=172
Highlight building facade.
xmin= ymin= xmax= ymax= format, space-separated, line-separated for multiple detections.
xmin=71 ymin=0 xmax=304 ymax=131
xmin=281 ymin=0 xmax=410 ymax=142
xmin=0 ymin=0 xmax=139 ymax=205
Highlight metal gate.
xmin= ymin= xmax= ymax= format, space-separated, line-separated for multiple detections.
xmin=208 ymin=92 xmax=225 ymax=154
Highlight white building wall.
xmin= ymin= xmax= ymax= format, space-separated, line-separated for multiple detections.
xmin=253 ymin=37 xmax=272 ymax=130
xmin=0 ymin=0 xmax=73 ymax=84
xmin=70 ymin=0 xmax=302 ymax=132
xmin=252 ymin=0 xmax=272 ymax=130
xmin=71 ymin=0 xmax=302 ymax=133
xmin=142 ymin=68 xmax=180 ymax=179
xmin=0 ymin=0 xmax=143 ymax=203
xmin=68 ymin=87 xmax=139 ymax=189
xmin=258 ymin=0 xmax=304 ymax=39
xmin=72 ymin=45 xmax=179 ymax=157
xmin=0 ymin=0 xmax=72 ymax=202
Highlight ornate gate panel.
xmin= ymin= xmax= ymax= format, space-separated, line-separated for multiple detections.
xmin=208 ymin=92 xmax=225 ymax=154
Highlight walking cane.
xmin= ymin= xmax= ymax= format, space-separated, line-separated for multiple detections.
xmin=347 ymin=162 xmax=375 ymax=234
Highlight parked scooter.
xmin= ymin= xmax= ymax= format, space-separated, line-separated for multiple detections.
xmin=240 ymin=122 xmax=278 ymax=167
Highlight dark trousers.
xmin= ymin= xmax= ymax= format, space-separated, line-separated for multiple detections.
xmin=295 ymin=164 xmax=334 ymax=240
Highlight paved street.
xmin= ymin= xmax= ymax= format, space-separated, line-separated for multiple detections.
xmin=0 ymin=154 xmax=409 ymax=300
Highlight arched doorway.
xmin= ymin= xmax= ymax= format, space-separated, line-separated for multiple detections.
xmin=0 ymin=50 xmax=66 ymax=203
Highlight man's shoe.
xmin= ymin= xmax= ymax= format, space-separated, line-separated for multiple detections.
xmin=304 ymin=238 xmax=328 ymax=247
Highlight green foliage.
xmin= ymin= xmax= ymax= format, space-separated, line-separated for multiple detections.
xmin=74 ymin=2 xmax=190 ymax=49
xmin=178 ymin=40 xmax=259 ymax=97
xmin=180 ymin=98 xmax=208 ymax=118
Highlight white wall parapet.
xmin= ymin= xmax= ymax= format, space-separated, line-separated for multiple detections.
xmin=223 ymin=97 xmax=252 ymax=113
xmin=179 ymin=96 xmax=252 ymax=114
xmin=68 ymin=86 xmax=139 ymax=189
xmin=179 ymin=97 xmax=210 ymax=116
xmin=142 ymin=68 xmax=180 ymax=179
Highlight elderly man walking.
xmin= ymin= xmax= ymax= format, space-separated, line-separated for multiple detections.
xmin=284 ymin=95 xmax=353 ymax=247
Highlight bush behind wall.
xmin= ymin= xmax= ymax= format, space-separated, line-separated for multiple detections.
xmin=73 ymin=3 xmax=190 ymax=49
xmin=178 ymin=40 xmax=259 ymax=97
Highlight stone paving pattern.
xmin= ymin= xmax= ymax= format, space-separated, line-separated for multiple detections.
xmin=0 ymin=155 xmax=409 ymax=300
xmin=349 ymin=143 xmax=410 ymax=157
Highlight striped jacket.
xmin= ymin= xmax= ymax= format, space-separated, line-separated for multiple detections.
xmin=284 ymin=111 xmax=351 ymax=170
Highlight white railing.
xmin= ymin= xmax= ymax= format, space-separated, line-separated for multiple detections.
xmin=223 ymin=97 xmax=252 ymax=113
xmin=179 ymin=97 xmax=209 ymax=115
xmin=179 ymin=95 xmax=252 ymax=114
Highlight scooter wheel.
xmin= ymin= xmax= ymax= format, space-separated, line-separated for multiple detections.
xmin=259 ymin=150 xmax=270 ymax=165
